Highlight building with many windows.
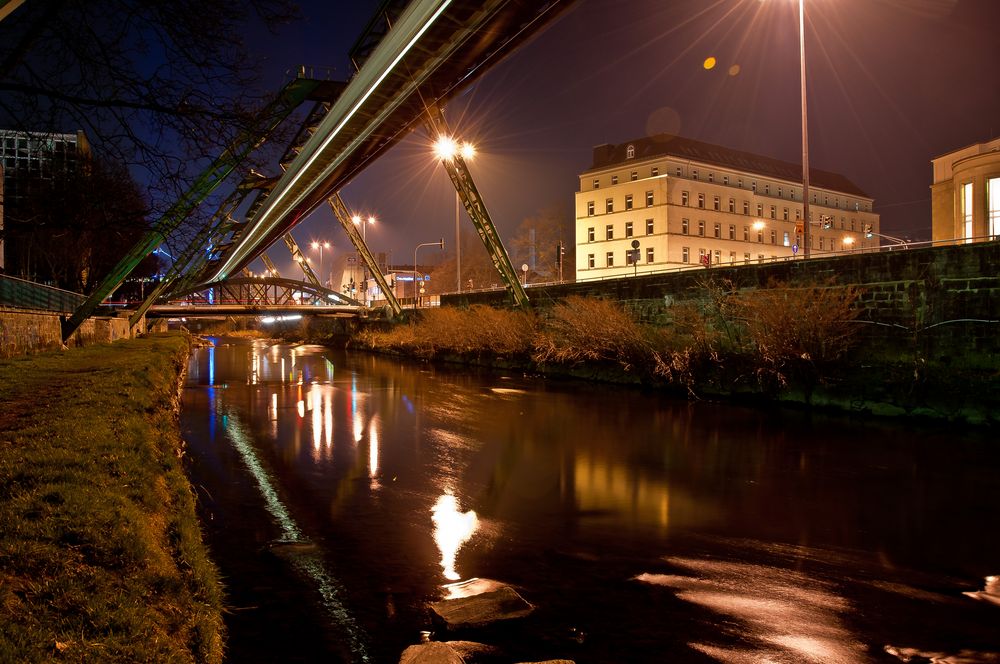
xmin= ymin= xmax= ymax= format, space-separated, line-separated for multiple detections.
xmin=0 ymin=129 xmax=91 ymax=276
xmin=575 ymin=134 xmax=879 ymax=280
xmin=931 ymin=138 xmax=1000 ymax=244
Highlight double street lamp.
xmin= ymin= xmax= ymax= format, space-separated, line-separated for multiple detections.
xmin=433 ymin=136 xmax=476 ymax=293
xmin=310 ymin=241 xmax=330 ymax=287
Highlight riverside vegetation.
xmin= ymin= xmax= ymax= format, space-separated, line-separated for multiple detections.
xmin=0 ymin=333 xmax=223 ymax=663
xmin=355 ymin=279 xmax=865 ymax=401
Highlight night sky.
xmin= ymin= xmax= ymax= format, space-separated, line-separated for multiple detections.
xmin=247 ymin=0 xmax=1000 ymax=275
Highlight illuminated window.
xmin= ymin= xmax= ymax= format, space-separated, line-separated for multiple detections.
xmin=606 ymin=251 xmax=614 ymax=267
xmin=587 ymin=201 xmax=595 ymax=216
xmin=646 ymin=191 xmax=654 ymax=206
xmin=962 ymin=181 xmax=974 ymax=242
xmin=989 ymin=177 xmax=1000 ymax=237
xmin=626 ymin=144 xmax=635 ymax=159
xmin=625 ymin=194 xmax=633 ymax=210
xmin=783 ymin=231 xmax=790 ymax=246
xmin=587 ymin=227 xmax=595 ymax=242
xmin=682 ymin=247 xmax=690 ymax=263
xmin=625 ymin=221 xmax=634 ymax=237
xmin=606 ymin=224 xmax=614 ymax=240
xmin=646 ymin=218 xmax=654 ymax=234
xmin=587 ymin=254 xmax=595 ymax=268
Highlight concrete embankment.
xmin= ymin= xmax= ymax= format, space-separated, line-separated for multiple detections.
xmin=0 ymin=333 xmax=224 ymax=663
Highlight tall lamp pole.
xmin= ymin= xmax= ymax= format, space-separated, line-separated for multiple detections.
xmin=413 ymin=239 xmax=444 ymax=311
xmin=798 ymin=0 xmax=811 ymax=258
xmin=310 ymin=240 xmax=330 ymax=287
xmin=434 ymin=137 xmax=475 ymax=292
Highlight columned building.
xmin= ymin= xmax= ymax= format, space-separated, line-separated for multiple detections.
xmin=575 ymin=134 xmax=879 ymax=281
xmin=931 ymin=138 xmax=1000 ymax=244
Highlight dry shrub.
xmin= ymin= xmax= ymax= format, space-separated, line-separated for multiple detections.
xmin=533 ymin=296 xmax=653 ymax=371
xmin=727 ymin=278 xmax=863 ymax=381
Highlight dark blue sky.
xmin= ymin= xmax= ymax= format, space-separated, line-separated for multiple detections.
xmin=246 ymin=0 xmax=1000 ymax=274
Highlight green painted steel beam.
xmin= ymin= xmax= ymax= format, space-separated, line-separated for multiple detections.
xmin=61 ymin=76 xmax=323 ymax=342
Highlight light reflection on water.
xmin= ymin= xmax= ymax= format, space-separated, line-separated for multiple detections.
xmin=182 ymin=339 xmax=1000 ymax=663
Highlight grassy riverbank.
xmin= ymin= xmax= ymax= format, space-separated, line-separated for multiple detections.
xmin=0 ymin=333 xmax=224 ymax=663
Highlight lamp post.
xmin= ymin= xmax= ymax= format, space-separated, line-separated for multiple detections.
xmin=797 ymin=0 xmax=811 ymax=258
xmin=434 ymin=136 xmax=475 ymax=293
xmin=413 ymin=239 xmax=444 ymax=311
xmin=310 ymin=240 xmax=330 ymax=287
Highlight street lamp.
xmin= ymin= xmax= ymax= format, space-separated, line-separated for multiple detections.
xmin=797 ymin=0 xmax=811 ymax=258
xmin=434 ymin=136 xmax=475 ymax=293
xmin=413 ymin=239 xmax=445 ymax=311
xmin=842 ymin=236 xmax=856 ymax=252
xmin=310 ymin=240 xmax=330 ymax=287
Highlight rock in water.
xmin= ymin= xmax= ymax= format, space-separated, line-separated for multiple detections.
xmin=429 ymin=586 xmax=534 ymax=630
xmin=399 ymin=642 xmax=465 ymax=664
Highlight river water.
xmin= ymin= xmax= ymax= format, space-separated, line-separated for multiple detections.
xmin=180 ymin=338 xmax=1000 ymax=664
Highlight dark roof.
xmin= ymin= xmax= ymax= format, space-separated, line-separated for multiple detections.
xmin=589 ymin=134 xmax=870 ymax=198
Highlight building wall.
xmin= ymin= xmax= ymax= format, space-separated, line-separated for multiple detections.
xmin=575 ymin=150 xmax=879 ymax=281
xmin=931 ymin=138 xmax=1000 ymax=244
xmin=0 ymin=307 xmax=133 ymax=358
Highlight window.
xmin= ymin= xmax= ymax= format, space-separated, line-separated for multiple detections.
xmin=713 ymin=222 xmax=721 ymax=238
xmin=646 ymin=218 xmax=654 ymax=235
xmin=743 ymin=201 xmax=749 ymax=215
xmin=764 ymin=184 xmax=770 ymax=195
xmin=708 ymin=172 xmax=714 ymax=183
xmin=729 ymin=224 xmax=736 ymax=240
xmin=692 ymin=169 xmax=699 ymax=180
xmin=698 ymin=248 xmax=707 ymax=264
xmin=989 ymin=177 xmax=1000 ymax=237
xmin=682 ymin=247 xmax=690 ymax=263
xmin=698 ymin=220 xmax=705 ymax=236
xmin=783 ymin=231 xmax=790 ymax=247
xmin=682 ymin=218 xmax=689 ymax=235
xmin=646 ymin=247 xmax=654 ymax=263
xmin=651 ymin=166 xmax=659 ymax=177
xmin=606 ymin=224 xmax=614 ymax=240
xmin=783 ymin=207 xmax=789 ymax=221
xmin=682 ymin=191 xmax=689 ymax=206
xmin=757 ymin=203 xmax=763 ymax=217
xmin=757 ymin=229 xmax=764 ymax=243
xmin=744 ymin=252 xmax=751 ymax=263
xmin=751 ymin=181 xmax=757 ymax=193
xmin=626 ymin=144 xmax=635 ymax=159
xmin=587 ymin=201 xmax=595 ymax=216
xmin=606 ymin=198 xmax=614 ymax=213
xmin=646 ymin=191 xmax=654 ymax=207
xmin=714 ymin=250 xmax=721 ymax=264
xmin=676 ymin=166 xmax=682 ymax=176
xmin=962 ymin=181 xmax=974 ymax=242
xmin=778 ymin=186 xmax=783 ymax=198
xmin=630 ymin=171 xmax=638 ymax=181
xmin=729 ymin=198 xmax=735 ymax=213
xmin=723 ymin=175 xmax=730 ymax=186
xmin=738 ymin=178 xmax=744 ymax=189
xmin=729 ymin=251 xmax=736 ymax=262
xmin=698 ymin=193 xmax=705 ymax=208
xmin=587 ymin=254 xmax=595 ymax=268
xmin=606 ymin=252 xmax=615 ymax=267
xmin=713 ymin=196 xmax=720 ymax=211
xmin=625 ymin=194 xmax=634 ymax=210
xmin=611 ymin=175 xmax=619 ymax=185
xmin=769 ymin=205 xmax=776 ymax=219
xmin=593 ymin=178 xmax=599 ymax=189
xmin=625 ymin=221 xmax=634 ymax=237
xmin=587 ymin=227 xmax=595 ymax=242
xmin=743 ymin=226 xmax=749 ymax=241
xmin=770 ymin=230 xmax=777 ymax=244
xmin=796 ymin=208 xmax=802 ymax=221
xmin=819 ymin=237 xmax=825 ymax=250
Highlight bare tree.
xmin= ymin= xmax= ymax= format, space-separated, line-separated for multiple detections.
xmin=508 ymin=202 xmax=575 ymax=282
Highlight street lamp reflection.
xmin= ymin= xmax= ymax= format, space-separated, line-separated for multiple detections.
xmin=432 ymin=492 xmax=479 ymax=581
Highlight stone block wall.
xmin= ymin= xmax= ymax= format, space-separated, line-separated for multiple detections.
xmin=0 ymin=308 xmax=134 ymax=358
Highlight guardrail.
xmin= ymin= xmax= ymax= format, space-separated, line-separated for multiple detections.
xmin=0 ymin=275 xmax=86 ymax=313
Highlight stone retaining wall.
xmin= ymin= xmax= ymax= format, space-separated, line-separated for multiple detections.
xmin=0 ymin=308 xmax=134 ymax=358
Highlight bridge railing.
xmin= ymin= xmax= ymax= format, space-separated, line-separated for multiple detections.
xmin=0 ymin=275 xmax=86 ymax=313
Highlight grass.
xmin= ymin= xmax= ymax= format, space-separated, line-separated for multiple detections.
xmin=0 ymin=333 xmax=224 ymax=663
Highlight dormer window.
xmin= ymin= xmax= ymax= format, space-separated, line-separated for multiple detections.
xmin=626 ymin=144 xmax=635 ymax=159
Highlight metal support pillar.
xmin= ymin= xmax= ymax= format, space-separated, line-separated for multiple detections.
xmin=425 ymin=105 xmax=528 ymax=307
xmin=62 ymin=76 xmax=324 ymax=341
xmin=282 ymin=233 xmax=322 ymax=287
xmin=328 ymin=191 xmax=402 ymax=316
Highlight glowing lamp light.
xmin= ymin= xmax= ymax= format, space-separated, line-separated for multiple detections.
xmin=842 ymin=236 xmax=856 ymax=246
xmin=434 ymin=135 xmax=458 ymax=160
xmin=752 ymin=220 xmax=767 ymax=231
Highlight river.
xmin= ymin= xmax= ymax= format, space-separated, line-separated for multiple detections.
xmin=180 ymin=337 xmax=1000 ymax=663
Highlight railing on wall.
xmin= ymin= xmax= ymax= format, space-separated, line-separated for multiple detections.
xmin=0 ymin=275 xmax=86 ymax=313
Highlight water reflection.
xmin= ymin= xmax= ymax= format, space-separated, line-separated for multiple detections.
xmin=432 ymin=492 xmax=479 ymax=581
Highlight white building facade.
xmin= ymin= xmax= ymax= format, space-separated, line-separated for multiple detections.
xmin=575 ymin=135 xmax=880 ymax=281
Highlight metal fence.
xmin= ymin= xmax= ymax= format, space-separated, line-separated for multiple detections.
xmin=0 ymin=275 xmax=86 ymax=313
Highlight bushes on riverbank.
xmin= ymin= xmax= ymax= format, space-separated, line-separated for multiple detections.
xmin=355 ymin=280 xmax=865 ymax=394
xmin=0 ymin=333 xmax=224 ymax=663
